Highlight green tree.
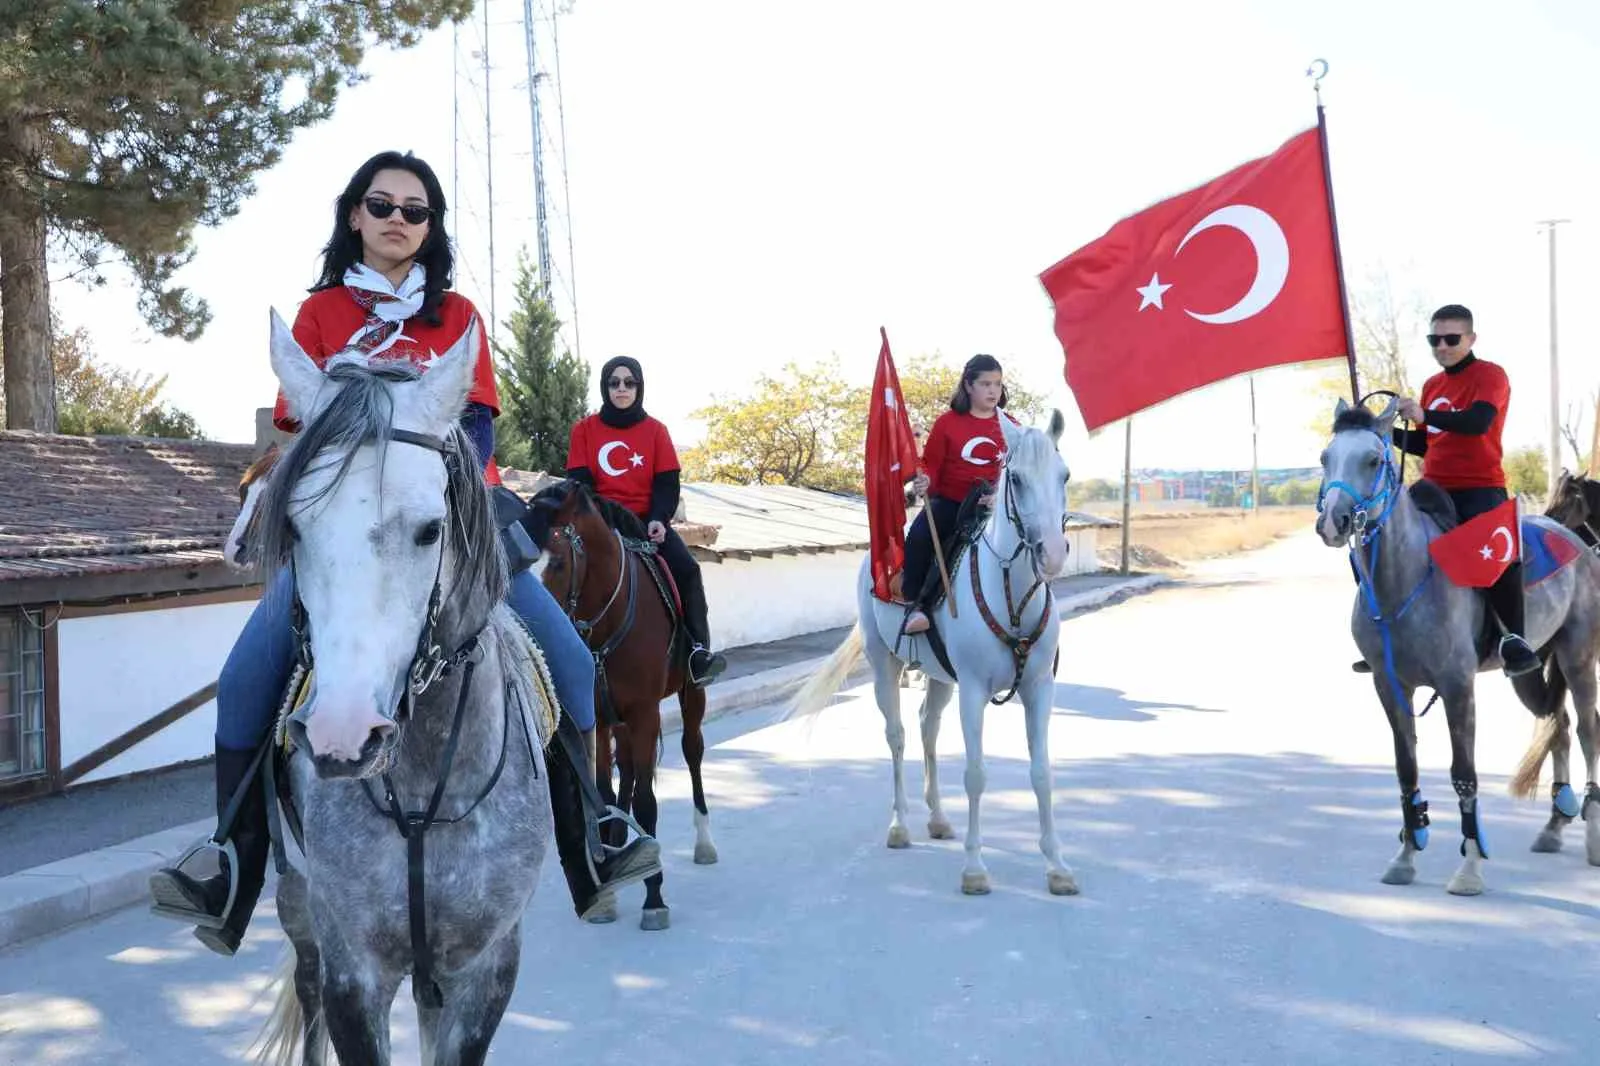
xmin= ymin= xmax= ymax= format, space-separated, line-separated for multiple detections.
xmin=0 ymin=0 xmax=472 ymax=431
xmin=1310 ymin=265 xmax=1428 ymax=437
xmin=491 ymin=254 xmax=588 ymax=473
xmin=1505 ymin=445 xmax=1550 ymax=500
xmin=41 ymin=323 xmax=202 ymax=438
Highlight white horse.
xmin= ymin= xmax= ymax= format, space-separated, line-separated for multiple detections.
xmin=790 ymin=410 xmax=1077 ymax=896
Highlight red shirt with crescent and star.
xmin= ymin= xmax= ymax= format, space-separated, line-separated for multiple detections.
xmin=566 ymin=414 xmax=680 ymax=517
xmin=1420 ymin=357 xmax=1510 ymax=490
xmin=922 ymin=409 xmax=1018 ymax=503
xmin=272 ymin=288 xmax=502 ymax=484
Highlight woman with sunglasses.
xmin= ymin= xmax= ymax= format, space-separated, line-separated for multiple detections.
xmin=150 ymin=150 xmax=660 ymax=956
xmin=565 ymin=357 xmax=728 ymax=686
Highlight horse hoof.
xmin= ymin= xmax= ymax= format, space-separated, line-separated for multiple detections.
xmin=1530 ymin=831 xmax=1563 ymax=853
xmin=961 ymin=871 xmax=991 ymax=895
xmin=1381 ymin=863 xmax=1416 ymax=886
xmin=1446 ymin=873 xmax=1485 ymax=897
xmin=887 ymin=825 xmax=912 ymax=849
xmin=1047 ymin=870 xmax=1079 ymax=896
xmin=928 ymin=819 xmax=956 ymax=841
xmin=693 ymin=842 xmax=719 ymax=865
xmin=640 ymin=907 xmax=670 ymax=931
xmin=584 ymin=895 xmax=618 ymax=924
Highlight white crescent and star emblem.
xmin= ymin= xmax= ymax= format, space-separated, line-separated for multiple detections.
xmin=1425 ymin=397 xmax=1455 ymax=436
xmin=960 ymin=437 xmax=1000 ymax=465
xmin=597 ymin=441 xmax=645 ymax=477
xmin=1479 ymin=526 xmax=1516 ymax=564
xmin=1135 ymin=204 xmax=1291 ymax=325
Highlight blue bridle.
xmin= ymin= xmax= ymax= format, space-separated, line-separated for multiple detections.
xmin=1319 ymin=429 xmax=1434 ymax=716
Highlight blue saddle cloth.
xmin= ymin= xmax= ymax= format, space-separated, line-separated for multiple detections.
xmin=1523 ymin=518 xmax=1582 ymax=588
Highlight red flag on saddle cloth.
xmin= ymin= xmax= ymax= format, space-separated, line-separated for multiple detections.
xmin=1429 ymin=497 xmax=1520 ymax=588
xmin=865 ymin=328 xmax=920 ymax=602
xmin=1038 ymin=125 xmax=1348 ymax=432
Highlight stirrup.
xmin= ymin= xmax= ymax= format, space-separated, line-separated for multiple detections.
xmin=148 ymin=837 xmax=237 ymax=929
xmin=690 ymin=646 xmax=726 ymax=685
xmin=903 ymin=610 xmax=930 ymax=634
xmin=591 ymin=805 xmax=653 ymax=860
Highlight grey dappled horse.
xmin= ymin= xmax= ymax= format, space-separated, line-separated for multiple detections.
xmin=250 ymin=313 xmax=554 ymax=1065
xmin=1317 ymin=397 xmax=1600 ymax=894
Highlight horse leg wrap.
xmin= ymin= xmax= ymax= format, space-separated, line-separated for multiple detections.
xmin=1584 ymin=783 xmax=1600 ymax=822
xmin=1452 ymin=777 xmax=1476 ymax=800
xmin=1458 ymin=795 xmax=1489 ymax=859
xmin=1553 ymin=782 xmax=1581 ymax=820
xmin=1400 ymin=790 xmax=1430 ymax=850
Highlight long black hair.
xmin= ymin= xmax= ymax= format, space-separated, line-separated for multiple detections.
xmin=948 ymin=354 xmax=1009 ymax=413
xmin=311 ymin=150 xmax=454 ymax=326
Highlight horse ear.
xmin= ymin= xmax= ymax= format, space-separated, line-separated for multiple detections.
xmin=1333 ymin=396 xmax=1351 ymax=421
xmin=270 ymin=308 xmax=328 ymax=425
xmin=1374 ymin=395 xmax=1400 ymax=436
xmin=1046 ymin=408 xmax=1065 ymax=444
xmin=416 ymin=317 xmax=480 ymax=433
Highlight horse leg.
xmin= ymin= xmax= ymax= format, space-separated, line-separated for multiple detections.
xmin=629 ymin=719 xmax=670 ymax=931
xmin=871 ymin=648 xmax=914 ymax=849
xmin=1441 ymin=683 xmax=1488 ymax=896
xmin=434 ymin=925 xmax=521 ymax=1066
xmin=318 ymin=945 xmax=402 ymax=1065
xmin=678 ymin=685 xmax=718 ymax=865
xmin=1571 ymin=668 xmax=1600 ymax=865
xmin=1531 ymin=704 xmax=1576 ymax=853
xmin=1374 ymin=675 xmax=1426 ymax=886
xmin=256 ymin=871 xmax=331 ymax=1066
xmin=958 ymin=684 xmax=992 ymax=895
xmin=1021 ymin=668 xmax=1077 ymax=896
xmin=921 ymin=680 xmax=956 ymax=841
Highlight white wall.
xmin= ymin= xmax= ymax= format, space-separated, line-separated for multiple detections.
xmin=1065 ymin=527 xmax=1100 ymax=576
xmin=58 ymin=599 xmax=259 ymax=785
xmin=701 ymin=549 xmax=867 ymax=649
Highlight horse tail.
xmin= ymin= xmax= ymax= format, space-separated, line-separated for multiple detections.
xmin=1511 ymin=652 xmax=1568 ymax=720
xmin=1510 ymin=705 xmax=1568 ymax=800
xmin=782 ymin=624 xmax=865 ymax=723
xmin=251 ymin=945 xmax=325 ymax=1066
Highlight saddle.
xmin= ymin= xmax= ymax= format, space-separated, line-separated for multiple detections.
xmin=909 ymin=480 xmax=994 ymax=612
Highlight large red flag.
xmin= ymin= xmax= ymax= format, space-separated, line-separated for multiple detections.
xmin=1039 ymin=126 xmax=1347 ymax=432
xmin=865 ymin=328 xmax=920 ymax=603
xmin=1429 ymin=498 xmax=1520 ymax=588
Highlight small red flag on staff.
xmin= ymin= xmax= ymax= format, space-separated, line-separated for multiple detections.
xmin=1038 ymin=125 xmax=1349 ymax=432
xmin=865 ymin=328 xmax=920 ymax=603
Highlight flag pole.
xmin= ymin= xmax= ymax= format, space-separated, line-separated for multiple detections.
xmin=1308 ymin=58 xmax=1361 ymax=403
xmin=924 ymin=495 xmax=958 ymax=618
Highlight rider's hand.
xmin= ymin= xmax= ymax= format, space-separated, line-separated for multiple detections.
xmin=979 ymin=493 xmax=996 ymax=508
xmin=647 ymin=520 xmax=667 ymax=543
xmin=912 ymin=472 xmax=930 ymax=496
xmin=1397 ymin=397 xmax=1425 ymax=424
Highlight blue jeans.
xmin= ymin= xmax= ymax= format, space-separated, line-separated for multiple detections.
xmin=215 ymin=567 xmax=597 ymax=751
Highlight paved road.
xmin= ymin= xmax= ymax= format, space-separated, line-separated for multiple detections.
xmin=3 ymin=533 xmax=1598 ymax=1064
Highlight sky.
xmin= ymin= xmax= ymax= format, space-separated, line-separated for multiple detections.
xmin=45 ymin=0 xmax=1600 ymax=481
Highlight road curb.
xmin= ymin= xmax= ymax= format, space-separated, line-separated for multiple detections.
xmin=0 ymin=573 xmax=1164 ymax=952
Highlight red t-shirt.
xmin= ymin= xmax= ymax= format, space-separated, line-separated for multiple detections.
xmin=272 ymin=288 xmax=503 ymax=483
xmin=1420 ymin=357 xmax=1510 ymax=490
xmin=566 ymin=414 xmax=679 ymax=518
xmin=922 ymin=408 xmax=1017 ymax=502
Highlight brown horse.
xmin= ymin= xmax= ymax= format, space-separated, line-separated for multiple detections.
xmin=532 ymin=479 xmax=717 ymax=930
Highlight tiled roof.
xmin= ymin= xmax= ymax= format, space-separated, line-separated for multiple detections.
xmin=0 ymin=431 xmax=254 ymax=588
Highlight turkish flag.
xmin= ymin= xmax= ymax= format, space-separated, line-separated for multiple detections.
xmin=1429 ymin=498 xmax=1520 ymax=588
xmin=865 ymin=328 xmax=920 ymax=603
xmin=1039 ymin=126 xmax=1347 ymax=432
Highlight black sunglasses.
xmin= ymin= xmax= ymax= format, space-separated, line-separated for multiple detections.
xmin=1426 ymin=333 xmax=1464 ymax=348
xmin=607 ymin=377 xmax=637 ymax=389
xmin=364 ymin=197 xmax=433 ymax=225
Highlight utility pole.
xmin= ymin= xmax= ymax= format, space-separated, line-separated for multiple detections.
xmin=522 ymin=0 xmax=554 ymax=304
xmin=1249 ymin=375 xmax=1260 ymax=512
xmin=483 ymin=0 xmax=497 ymax=347
xmin=1539 ymin=218 xmax=1569 ymax=497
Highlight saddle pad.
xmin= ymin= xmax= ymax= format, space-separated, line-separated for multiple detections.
xmin=1525 ymin=519 xmax=1583 ymax=588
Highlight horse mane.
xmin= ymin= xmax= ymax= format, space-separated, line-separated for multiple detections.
xmin=1331 ymin=406 xmax=1379 ymax=434
xmin=530 ymin=479 xmax=650 ymax=543
xmin=248 ymin=356 xmax=507 ymax=619
xmin=1004 ymin=421 xmax=1057 ymax=480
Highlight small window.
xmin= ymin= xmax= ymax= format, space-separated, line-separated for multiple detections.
xmin=0 ymin=609 xmax=47 ymax=782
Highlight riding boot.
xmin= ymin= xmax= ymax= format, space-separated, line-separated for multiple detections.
xmin=545 ymin=712 xmax=661 ymax=921
xmin=679 ymin=565 xmax=727 ymax=686
xmin=147 ymin=741 xmax=272 ymax=957
xmin=1488 ymin=561 xmax=1540 ymax=677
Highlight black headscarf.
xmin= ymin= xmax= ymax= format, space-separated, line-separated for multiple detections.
xmin=599 ymin=355 xmax=647 ymax=429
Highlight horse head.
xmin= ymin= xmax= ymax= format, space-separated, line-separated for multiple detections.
xmin=996 ymin=408 xmax=1072 ymax=579
xmin=247 ymin=310 xmax=504 ymax=779
xmin=1545 ymin=468 xmax=1599 ymax=535
xmin=1317 ymin=395 xmax=1401 ymax=548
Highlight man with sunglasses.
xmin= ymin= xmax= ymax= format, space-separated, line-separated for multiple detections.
xmin=1352 ymin=304 xmax=1540 ymax=678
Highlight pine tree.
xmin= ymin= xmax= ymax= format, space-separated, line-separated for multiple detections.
xmin=0 ymin=0 xmax=472 ymax=430
xmin=492 ymin=252 xmax=589 ymax=474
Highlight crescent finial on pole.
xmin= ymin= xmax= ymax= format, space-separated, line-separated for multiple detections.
xmin=1307 ymin=58 xmax=1329 ymax=103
